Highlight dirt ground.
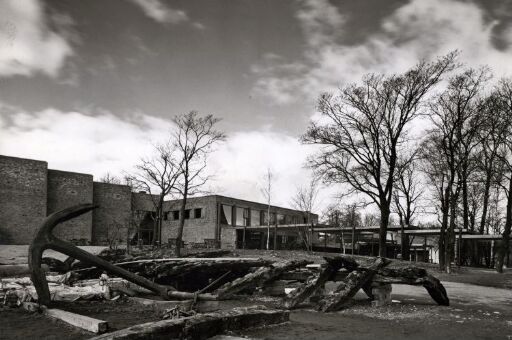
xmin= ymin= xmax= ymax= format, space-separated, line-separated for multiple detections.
xmin=1 ymin=248 xmax=512 ymax=339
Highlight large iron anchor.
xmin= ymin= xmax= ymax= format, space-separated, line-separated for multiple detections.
xmin=29 ymin=204 xmax=172 ymax=306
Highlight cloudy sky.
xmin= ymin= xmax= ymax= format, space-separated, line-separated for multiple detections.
xmin=1 ymin=0 xmax=512 ymax=213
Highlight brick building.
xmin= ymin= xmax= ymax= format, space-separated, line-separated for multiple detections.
xmin=0 ymin=155 xmax=317 ymax=249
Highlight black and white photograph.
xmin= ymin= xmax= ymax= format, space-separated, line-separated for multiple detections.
xmin=1 ymin=0 xmax=512 ymax=339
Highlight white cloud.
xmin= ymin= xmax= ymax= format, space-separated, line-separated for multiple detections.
xmin=208 ymin=131 xmax=322 ymax=208
xmin=252 ymin=0 xmax=512 ymax=105
xmin=0 ymin=109 xmax=173 ymax=177
xmin=129 ymin=0 xmax=188 ymax=25
xmin=0 ymin=109 xmax=337 ymax=213
xmin=0 ymin=0 xmax=73 ymax=77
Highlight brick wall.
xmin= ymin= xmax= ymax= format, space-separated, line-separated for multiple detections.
xmin=0 ymin=156 xmax=48 ymax=244
xmin=47 ymin=169 xmax=93 ymax=242
xmin=161 ymin=196 xmax=217 ymax=244
xmin=92 ymin=182 xmax=132 ymax=245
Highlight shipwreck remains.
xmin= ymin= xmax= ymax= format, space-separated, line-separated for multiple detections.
xmin=22 ymin=204 xmax=450 ymax=338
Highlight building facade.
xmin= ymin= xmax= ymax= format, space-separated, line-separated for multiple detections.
xmin=0 ymin=155 xmax=317 ymax=249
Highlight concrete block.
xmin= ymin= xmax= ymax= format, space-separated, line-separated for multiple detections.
xmin=371 ymin=284 xmax=392 ymax=307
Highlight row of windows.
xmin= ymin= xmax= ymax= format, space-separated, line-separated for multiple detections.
xmin=163 ymin=208 xmax=202 ymax=221
xmin=220 ymin=204 xmax=305 ymax=227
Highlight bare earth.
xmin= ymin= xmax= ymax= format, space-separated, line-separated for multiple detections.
xmin=1 ymin=247 xmax=511 ymax=339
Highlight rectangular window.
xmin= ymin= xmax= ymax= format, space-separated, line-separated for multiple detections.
xmin=260 ymin=211 xmax=267 ymax=225
xmin=184 ymin=209 xmax=190 ymax=219
xmin=235 ymin=207 xmax=249 ymax=226
xmin=285 ymin=215 xmax=293 ymax=225
xmin=270 ymin=212 xmax=276 ymax=225
xmin=220 ymin=205 xmax=232 ymax=225
xmin=277 ymin=213 xmax=285 ymax=225
xmin=172 ymin=210 xmax=179 ymax=220
xmin=250 ymin=209 xmax=261 ymax=226
xmin=243 ymin=208 xmax=250 ymax=226
xmin=236 ymin=207 xmax=244 ymax=226
xmin=163 ymin=212 xmax=169 ymax=221
xmin=194 ymin=208 xmax=202 ymax=219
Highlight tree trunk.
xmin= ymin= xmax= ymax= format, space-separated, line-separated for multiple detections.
xmin=496 ymin=176 xmax=512 ymax=273
xmin=439 ymin=185 xmax=450 ymax=270
xmin=158 ymin=196 xmax=164 ymax=246
xmin=446 ymin=189 xmax=458 ymax=273
xmin=402 ymin=213 xmax=411 ymax=261
xmin=461 ymin=165 xmax=470 ymax=232
xmin=479 ymin=171 xmax=492 ymax=234
xmin=379 ymin=203 xmax=390 ymax=258
xmin=175 ymin=182 xmax=188 ymax=257
xmin=266 ymin=205 xmax=270 ymax=250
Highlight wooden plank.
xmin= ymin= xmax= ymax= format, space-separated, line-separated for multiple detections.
xmin=317 ymin=257 xmax=388 ymax=312
xmin=43 ymin=307 xmax=108 ymax=334
xmin=129 ymin=297 xmax=194 ymax=312
xmin=90 ymin=306 xmax=289 ymax=340
xmin=215 ymin=260 xmax=310 ymax=299
xmin=281 ymin=261 xmax=343 ymax=309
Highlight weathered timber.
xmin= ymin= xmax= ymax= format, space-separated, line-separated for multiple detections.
xmin=182 ymin=250 xmax=232 ymax=258
xmin=42 ymin=306 xmax=108 ymax=333
xmin=111 ymin=285 xmax=137 ymax=297
xmin=196 ymin=271 xmax=231 ymax=294
xmin=72 ymin=258 xmax=269 ymax=285
xmin=89 ymin=306 xmax=289 ymax=340
xmin=72 ymin=250 xmax=232 ymax=270
xmin=129 ymin=297 xmax=194 ymax=312
xmin=280 ymin=262 xmax=448 ymax=306
xmin=215 ymin=260 xmax=310 ymax=300
xmin=370 ymin=283 xmax=392 ymax=307
xmin=281 ymin=260 xmax=344 ymax=309
xmin=41 ymin=257 xmax=71 ymax=273
xmin=361 ymin=281 xmax=374 ymax=299
xmin=317 ymin=257 xmax=389 ymax=312
xmin=373 ymin=267 xmax=449 ymax=305
xmin=29 ymin=204 xmax=174 ymax=306
xmin=166 ymin=291 xmax=219 ymax=301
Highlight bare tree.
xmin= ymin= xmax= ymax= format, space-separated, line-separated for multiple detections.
xmin=291 ymin=176 xmax=320 ymax=251
xmin=100 ymin=172 xmax=122 ymax=185
xmin=302 ymin=53 xmax=457 ymax=257
xmin=393 ymin=160 xmax=422 ymax=261
xmin=105 ymin=217 xmax=124 ymax=250
xmin=260 ymin=168 xmax=274 ymax=250
xmin=476 ymin=94 xmax=508 ymax=236
xmin=493 ymin=78 xmax=512 ymax=273
xmin=128 ymin=142 xmax=182 ymax=246
xmin=423 ymin=67 xmax=488 ymax=272
xmin=173 ymin=111 xmax=226 ymax=257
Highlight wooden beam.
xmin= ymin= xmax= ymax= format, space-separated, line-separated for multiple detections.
xmin=90 ymin=306 xmax=289 ymax=340
xmin=215 ymin=260 xmax=310 ymax=299
xmin=42 ymin=307 xmax=108 ymax=334
xmin=316 ymin=257 xmax=388 ymax=312
xmin=281 ymin=261 xmax=343 ymax=309
xmin=129 ymin=297 xmax=193 ymax=312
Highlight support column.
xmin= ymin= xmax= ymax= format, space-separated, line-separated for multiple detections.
xmin=351 ymin=223 xmax=355 ymax=255
xmin=424 ymin=236 xmax=427 ymax=263
xmin=273 ymin=223 xmax=277 ymax=250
